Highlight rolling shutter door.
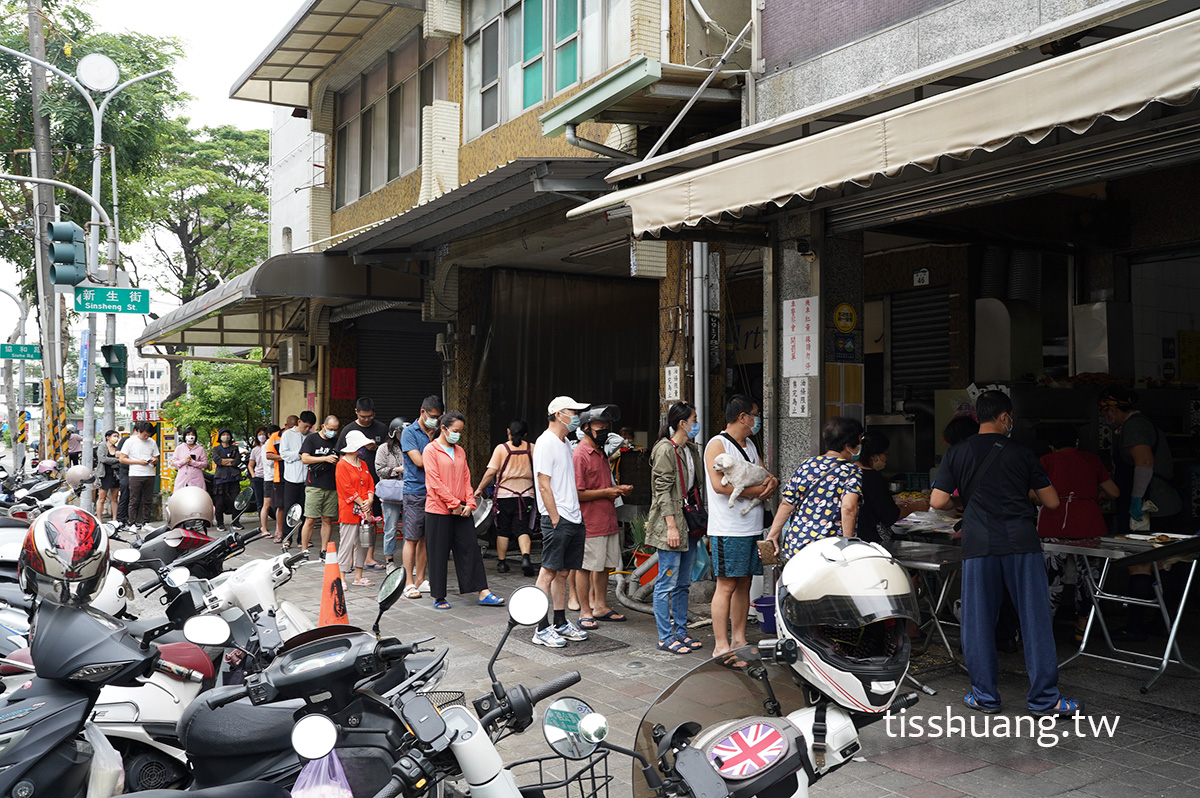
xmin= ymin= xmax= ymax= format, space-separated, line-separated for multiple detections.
xmin=890 ymin=287 xmax=949 ymax=406
xmin=356 ymin=313 xmax=443 ymax=422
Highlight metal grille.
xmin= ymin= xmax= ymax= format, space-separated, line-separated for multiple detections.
xmin=356 ymin=311 xmax=444 ymax=423
xmin=890 ymin=287 xmax=949 ymax=406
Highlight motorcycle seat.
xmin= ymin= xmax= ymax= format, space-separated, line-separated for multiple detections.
xmin=179 ymin=685 xmax=302 ymax=758
xmin=131 ymin=781 xmax=291 ymax=798
xmin=158 ymin=641 xmax=216 ymax=680
xmin=0 ymin=647 xmax=30 ymax=675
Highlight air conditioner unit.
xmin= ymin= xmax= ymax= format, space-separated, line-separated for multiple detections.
xmin=277 ymin=336 xmax=310 ymax=377
xmin=630 ymin=239 xmax=667 ymax=278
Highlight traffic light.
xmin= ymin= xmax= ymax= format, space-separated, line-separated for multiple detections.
xmin=25 ymin=381 xmax=41 ymax=404
xmin=100 ymin=344 xmax=127 ymax=388
xmin=46 ymin=221 xmax=88 ymax=286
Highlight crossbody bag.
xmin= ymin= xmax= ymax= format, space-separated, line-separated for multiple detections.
xmin=719 ymin=432 xmax=773 ymax=526
xmin=671 ymin=442 xmax=707 ymax=537
xmin=952 ymin=438 xmax=1008 ymax=532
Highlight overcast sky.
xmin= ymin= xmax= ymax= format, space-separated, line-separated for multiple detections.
xmin=4 ymin=0 xmax=301 ymax=347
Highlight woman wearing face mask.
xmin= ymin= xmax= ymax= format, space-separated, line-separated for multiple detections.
xmin=766 ymin=416 xmax=865 ymax=559
xmin=423 ymin=411 xmax=505 ymax=610
xmin=210 ymin=428 xmax=241 ymax=532
xmin=248 ymin=426 xmax=269 ymax=531
xmin=96 ymin=430 xmax=122 ymax=522
xmin=171 ymin=426 xmax=209 ymax=493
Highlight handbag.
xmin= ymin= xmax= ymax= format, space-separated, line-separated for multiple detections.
xmin=672 ymin=442 xmax=708 ymax=538
xmin=376 ymin=479 xmax=404 ymax=503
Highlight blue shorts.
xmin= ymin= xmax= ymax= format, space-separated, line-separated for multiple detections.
xmin=711 ymin=535 xmax=763 ymax=578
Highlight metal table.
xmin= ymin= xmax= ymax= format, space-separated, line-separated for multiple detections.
xmin=1044 ymin=535 xmax=1200 ymax=693
xmin=887 ymin=540 xmax=966 ymax=693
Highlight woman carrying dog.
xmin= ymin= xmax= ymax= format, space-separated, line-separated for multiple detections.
xmin=765 ymin=416 xmax=864 ymax=559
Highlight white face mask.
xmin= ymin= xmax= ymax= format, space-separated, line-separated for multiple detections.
xmin=185 ymin=435 xmax=196 ymax=444
xmin=258 ymin=434 xmax=267 ymax=443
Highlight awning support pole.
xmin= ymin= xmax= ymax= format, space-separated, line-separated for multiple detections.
xmin=692 ymin=242 xmax=709 ymax=432
xmin=645 ymin=18 xmax=752 ymax=162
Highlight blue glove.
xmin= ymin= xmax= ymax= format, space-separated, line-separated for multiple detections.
xmin=1130 ymin=497 xmax=1144 ymax=522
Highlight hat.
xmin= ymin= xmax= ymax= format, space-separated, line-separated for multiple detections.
xmin=547 ymin=396 xmax=589 ymax=415
xmin=341 ymin=429 xmax=371 ymax=453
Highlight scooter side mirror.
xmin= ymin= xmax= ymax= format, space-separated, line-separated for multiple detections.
xmin=234 ymin=487 xmax=252 ymax=512
xmin=372 ymin=566 xmax=407 ymax=637
xmin=112 ymin=548 xmax=141 ymax=565
xmin=579 ymin=713 xmax=609 ymax=744
xmin=542 ymin=697 xmax=600 ymax=760
xmin=508 ymin=585 xmax=550 ymax=627
xmin=183 ymin=615 xmax=233 ymax=646
xmin=164 ymin=566 xmax=191 ymax=589
xmin=292 ymin=713 xmax=338 ymax=760
xmin=286 ymin=503 xmax=303 ymax=528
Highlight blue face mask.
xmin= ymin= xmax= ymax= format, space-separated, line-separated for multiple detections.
xmin=750 ymin=415 xmax=762 ymax=436
xmin=565 ymin=414 xmax=580 ymax=433
xmin=688 ymin=422 xmax=700 ymax=440
xmin=446 ymin=431 xmax=462 ymax=445
xmin=357 ymin=447 xmax=369 ymax=459
xmin=850 ymin=445 xmax=862 ymax=462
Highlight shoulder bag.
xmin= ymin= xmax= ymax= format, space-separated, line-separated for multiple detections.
xmin=951 ymin=438 xmax=1008 ymax=532
xmin=719 ymin=432 xmax=773 ymax=526
xmin=671 ymin=442 xmax=707 ymax=537
xmin=375 ymin=445 xmax=405 ymax=503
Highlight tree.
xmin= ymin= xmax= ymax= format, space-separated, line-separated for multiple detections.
xmin=140 ymin=123 xmax=269 ymax=401
xmin=162 ymin=348 xmax=270 ymax=441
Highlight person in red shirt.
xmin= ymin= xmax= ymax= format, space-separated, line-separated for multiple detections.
xmin=336 ymin=429 xmax=376 ymax=586
xmin=572 ymin=406 xmax=631 ymax=629
xmin=423 ymin=411 xmax=504 ymax=610
xmin=1038 ymin=423 xmax=1119 ymax=637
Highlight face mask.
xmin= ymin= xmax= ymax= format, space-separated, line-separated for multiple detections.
xmin=1005 ymin=418 xmax=1014 ymax=438
xmin=850 ymin=445 xmax=862 ymax=462
xmin=424 ymin=415 xmax=439 ymax=430
xmin=357 ymin=447 xmax=370 ymax=458
xmin=588 ymin=427 xmax=609 ymax=446
xmin=872 ymin=457 xmax=887 ymax=471
xmin=323 ymin=428 xmax=337 ymax=439
xmin=257 ymin=434 xmax=267 ymax=443
xmin=687 ymin=422 xmax=700 ymax=440
xmin=564 ymin=414 xmax=580 ymax=433
xmin=221 ymin=437 xmax=231 ymax=445
xmin=446 ymin=431 xmax=462 ymax=445
xmin=749 ymin=415 xmax=762 ymax=436
xmin=185 ymin=435 xmax=196 ymax=444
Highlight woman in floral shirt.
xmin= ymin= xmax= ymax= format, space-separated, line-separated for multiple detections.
xmin=765 ymin=417 xmax=864 ymax=559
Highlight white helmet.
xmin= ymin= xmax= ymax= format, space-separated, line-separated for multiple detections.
xmin=92 ymin=567 xmax=132 ymax=616
xmin=65 ymin=465 xmax=93 ymax=490
xmin=777 ymin=537 xmax=918 ymax=714
xmin=166 ymin=486 xmax=215 ymax=531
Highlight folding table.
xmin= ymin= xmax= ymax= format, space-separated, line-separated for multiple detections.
xmin=887 ymin=540 xmax=966 ymax=693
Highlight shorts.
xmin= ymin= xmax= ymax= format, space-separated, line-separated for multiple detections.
xmin=99 ymin=472 xmax=119 ymax=491
xmin=271 ymin=481 xmax=284 ymax=507
xmin=711 ymin=535 xmax=763 ymax=578
xmin=495 ymin=496 xmax=535 ymax=539
xmin=582 ymin=532 xmax=621 ymax=571
xmin=540 ymin=516 xmax=585 ymax=572
xmin=402 ymin=494 xmax=427 ymax=542
xmin=304 ymin=486 xmax=339 ymax=519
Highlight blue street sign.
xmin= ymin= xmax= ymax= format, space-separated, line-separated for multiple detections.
xmin=77 ymin=329 xmax=89 ymax=400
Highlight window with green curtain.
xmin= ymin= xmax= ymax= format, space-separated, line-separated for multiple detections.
xmin=555 ymin=0 xmax=577 ymax=43
xmin=554 ymin=40 xmax=577 ymax=91
xmin=523 ymin=59 xmax=543 ymax=108
xmin=523 ymin=0 xmax=543 ymax=61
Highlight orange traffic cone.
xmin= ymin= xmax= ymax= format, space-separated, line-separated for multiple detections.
xmin=319 ymin=542 xmax=349 ymax=626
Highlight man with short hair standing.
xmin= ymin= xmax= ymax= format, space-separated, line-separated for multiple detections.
xmin=531 ymin=396 xmax=591 ymax=648
xmin=337 ymin=397 xmax=390 ymax=568
xmin=279 ymin=412 xmax=314 ymax=546
xmin=265 ymin=416 xmax=297 ymax=542
xmin=705 ymin=395 xmax=778 ymax=661
xmin=931 ymin=390 xmax=1080 ymax=717
xmin=300 ymin=414 xmax=341 ymax=551
xmin=400 ymin=395 xmax=443 ymax=596
xmin=118 ymin=422 xmax=160 ymax=532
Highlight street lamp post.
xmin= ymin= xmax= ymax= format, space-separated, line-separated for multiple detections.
xmin=0 ymin=289 xmax=28 ymax=475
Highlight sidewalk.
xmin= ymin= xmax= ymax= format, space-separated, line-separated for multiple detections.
xmin=256 ymin=535 xmax=1200 ymax=798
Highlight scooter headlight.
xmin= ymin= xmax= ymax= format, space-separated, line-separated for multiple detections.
xmin=68 ymin=662 xmax=125 ymax=682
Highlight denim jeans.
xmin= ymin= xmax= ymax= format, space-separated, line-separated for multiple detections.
xmin=382 ymin=501 xmax=402 ymax=557
xmin=653 ymin=538 xmax=696 ymax=642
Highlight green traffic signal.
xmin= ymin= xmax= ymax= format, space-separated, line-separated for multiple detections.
xmin=46 ymin=221 xmax=88 ymax=286
xmin=100 ymin=343 xmax=128 ymax=388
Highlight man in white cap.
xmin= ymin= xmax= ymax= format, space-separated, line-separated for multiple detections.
xmin=531 ymin=396 xmax=591 ymax=647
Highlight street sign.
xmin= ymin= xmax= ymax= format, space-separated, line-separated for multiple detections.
xmin=0 ymin=343 xmax=41 ymax=360
xmin=77 ymin=329 xmax=90 ymax=400
xmin=74 ymin=286 xmax=149 ymax=314
xmin=132 ymin=409 xmax=160 ymax=422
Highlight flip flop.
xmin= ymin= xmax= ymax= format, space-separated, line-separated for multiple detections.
xmin=364 ymin=563 xmax=386 ymax=570
xmin=715 ymin=653 xmax=747 ymax=670
xmin=578 ymin=617 xmax=600 ymax=630
xmin=433 ymin=600 xmax=451 ymax=610
xmin=964 ymin=691 xmax=1001 ymax=714
xmin=477 ymin=593 xmax=506 ymax=606
xmin=595 ymin=610 xmax=626 ymax=622
xmin=351 ymin=578 xmax=375 ymax=587
xmin=657 ymin=640 xmax=691 ymax=655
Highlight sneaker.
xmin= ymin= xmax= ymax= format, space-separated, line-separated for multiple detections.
xmin=418 ymin=580 xmax=431 ymax=594
xmin=386 ymin=562 xmax=398 ymax=575
xmin=216 ymin=526 xmax=227 ymax=534
xmin=556 ymin=621 xmax=589 ymax=642
xmin=497 ymin=559 xmax=510 ymax=573
xmin=532 ymin=626 xmax=567 ymax=648
xmin=521 ymin=554 xmax=536 ymax=577
xmin=231 ymin=522 xmax=244 ymax=531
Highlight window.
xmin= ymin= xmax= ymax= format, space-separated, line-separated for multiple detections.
xmin=465 ymin=0 xmax=628 ymax=140
xmin=334 ymin=28 xmax=450 ymax=208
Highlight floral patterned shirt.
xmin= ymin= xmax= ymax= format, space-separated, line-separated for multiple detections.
xmin=780 ymin=455 xmax=863 ymax=557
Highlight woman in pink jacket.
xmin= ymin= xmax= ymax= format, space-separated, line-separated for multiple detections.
xmin=171 ymin=427 xmax=208 ymax=492
xmin=424 ymin=411 xmax=504 ymax=610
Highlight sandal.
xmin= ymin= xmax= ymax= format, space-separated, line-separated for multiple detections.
xmin=578 ymin=617 xmax=600 ymax=630
xmin=403 ymin=585 xmax=421 ymax=600
xmin=364 ymin=563 xmax=385 ymax=570
xmin=715 ymin=653 xmax=748 ymax=670
xmin=477 ymin=593 xmax=506 ymax=606
xmin=351 ymin=578 xmax=375 ymax=587
xmin=677 ymin=635 xmax=703 ymax=651
xmin=1032 ymin=697 xmax=1082 ymax=717
xmin=963 ymin=691 xmax=1001 ymax=714
xmin=595 ymin=610 xmax=626 ymax=622
xmin=657 ymin=640 xmax=691 ymax=655
xmin=433 ymin=599 xmax=451 ymax=610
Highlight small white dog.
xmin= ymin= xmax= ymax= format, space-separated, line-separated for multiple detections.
xmin=712 ymin=452 xmax=772 ymax=515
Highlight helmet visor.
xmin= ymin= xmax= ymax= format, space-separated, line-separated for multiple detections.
xmin=780 ymin=579 xmax=918 ymax=629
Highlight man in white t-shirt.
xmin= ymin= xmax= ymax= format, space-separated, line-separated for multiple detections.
xmin=704 ymin=394 xmax=779 ymax=661
xmin=119 ymin=421 xmax=161 ymax=531
xmin=531 ymin=395 xmax=591 ymax=648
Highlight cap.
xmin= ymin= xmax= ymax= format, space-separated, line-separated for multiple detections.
xmin=341 ymin=429 xmax=372 ymax=453
xmin=547 ymin=396 xmax=589 ymax=415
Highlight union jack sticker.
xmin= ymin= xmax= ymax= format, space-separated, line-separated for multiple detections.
xmin=708 ymin=722 xmax=789 ymax=779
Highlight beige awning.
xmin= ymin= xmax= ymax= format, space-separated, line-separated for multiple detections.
xmin=571 ymin=9 xmax=1200 ymax=236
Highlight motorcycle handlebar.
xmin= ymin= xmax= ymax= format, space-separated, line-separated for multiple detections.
xmin=285 ymin=550 xmax=309 ymax=569
xmin=137 ymin=578 xmax=162 ymax=595
xmin=209 ymin=685 xmax=250 ymax=709
xmin=155 ymin=659 xmax=203 ymax=683
xmin=528 ymin=670 xmax=581 ymax=706
xmin=237 ymin=530 xmax=263 ymax=547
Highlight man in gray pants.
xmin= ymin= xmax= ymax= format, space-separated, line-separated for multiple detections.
xmin=400 ymin=395 xmax=444 ymax=597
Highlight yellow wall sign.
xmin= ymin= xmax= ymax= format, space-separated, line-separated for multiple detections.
xmin=834 ymin=303 xmax=858 ymax=333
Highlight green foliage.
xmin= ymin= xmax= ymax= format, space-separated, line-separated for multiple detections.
xmin=162 ymin=348 xmax=270 ymax=441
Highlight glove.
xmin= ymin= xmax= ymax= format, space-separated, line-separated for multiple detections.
xmin=1130 ymin=496 xmax=1144 ymax=522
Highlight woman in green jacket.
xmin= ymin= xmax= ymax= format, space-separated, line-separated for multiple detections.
xmin=647 ymin=401 xmax=705 ymax=655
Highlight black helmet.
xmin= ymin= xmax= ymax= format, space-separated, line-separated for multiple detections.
xmin=578 ymin=404 xmax=620 ymax=427
xmin=388 ymin=417 xmax=410 ymax=439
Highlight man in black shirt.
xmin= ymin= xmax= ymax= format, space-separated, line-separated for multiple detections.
xmin=300 ymin=414 xmax=342 ymax=550
xmin=931 ymin=390 xmax=1080 ymax=717
xmin=336 ymin=397 xmax=389 ymax=568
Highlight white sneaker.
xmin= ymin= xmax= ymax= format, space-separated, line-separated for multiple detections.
xmin=556 ymin=621 xmax=589 ymax=642
xmin=386 ymin=562 xmax=398 ymax=575
xmin=418 ymin=580 xmax=431 ymax=594
xmin=532 ymin=626 xmax=567 ymax=648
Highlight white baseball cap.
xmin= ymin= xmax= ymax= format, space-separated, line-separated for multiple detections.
xmin=547 ymin=396 xmax=589 ymax=415
xmin=341 ymin=429 xmax=372 ymax=453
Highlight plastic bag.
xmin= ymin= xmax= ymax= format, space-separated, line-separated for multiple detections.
xmin=84 ymin=721 xmax=124 ymax=798
xmin=292 ymin=751 xmax=353 ymax=798
xmin=692 ymin=537 xmax=714 ymax=583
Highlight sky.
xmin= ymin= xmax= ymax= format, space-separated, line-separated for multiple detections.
xmin=3 ymin=0 xmax=301 ymax=351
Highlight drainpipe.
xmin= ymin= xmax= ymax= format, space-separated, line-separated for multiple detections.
xmin=661 ymin=0 xmax=671 ymax=63
xmin=564 ymin=123 xmax=637 ymax=162
xmin=693 ymin=242 xmax=709 ymax=432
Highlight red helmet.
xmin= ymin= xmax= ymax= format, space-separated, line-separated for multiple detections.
xmin=19 ymin=506 xmax=110 ymax=606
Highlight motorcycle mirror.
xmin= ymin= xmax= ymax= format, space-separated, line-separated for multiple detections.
xmin=507 ymin=585 xmax=550 ymax=627
xmin=578 ymin=713 xmax=609 ymax=744
xmin=292 ymin=714 xmax=338 ymax=761
xmin=183 ymin=615 xmax=233 ymax=646
xmin=287 ymin=503 xmax=304 ymax=528
xmin=542 ymin=697 xmax=600 ymax=760
xmin=373 ymin=566 xmax=407 ymax=637
xmin=234 ymin=487 xmax=252 ymax=512
xmin=112 ymin=548 xmax=141 ymax=564
xmin=164 ymin=566 xmax=191 ymax=588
